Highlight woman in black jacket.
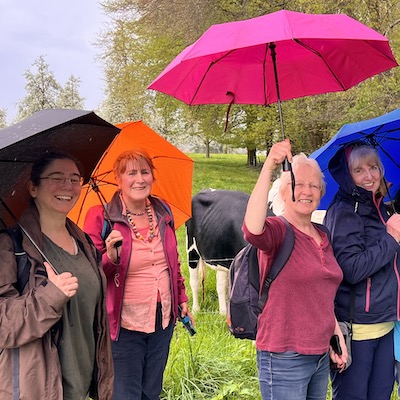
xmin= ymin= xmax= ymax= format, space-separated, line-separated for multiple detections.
xmin=325 ymin=142 xmax=400 ymax=400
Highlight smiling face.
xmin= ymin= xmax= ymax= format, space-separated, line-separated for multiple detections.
xmin=29 ymin=158 xmax=82 ymax=217
xmin=116 ymin=159 xmax=154 ymax=207
xmin=348 ymin=147 xmax=383 ymax=195
xmin=278 ymin=153 xmax=324 ymax=218
xmin=282 ymin=163 xmax=323 ymax=216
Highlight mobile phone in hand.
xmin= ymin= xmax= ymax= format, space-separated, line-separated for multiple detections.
xmin=330 ymin=334 xmax=342 ymax=355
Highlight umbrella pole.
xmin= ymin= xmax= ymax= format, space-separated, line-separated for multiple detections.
xmin=269 ymin=43 xmax=286 ymax=143
xmin=89 ymin=179 xmax=122 ymax=248
xmin=269 ymin=42 xmax=295 ymax=201
xmin=0 ymin=197 xmax=59 ymax=274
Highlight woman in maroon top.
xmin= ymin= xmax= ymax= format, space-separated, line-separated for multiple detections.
xmin=243 ymin=139 xmax=347 ymax=400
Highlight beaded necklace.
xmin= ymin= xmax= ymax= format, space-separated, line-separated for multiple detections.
xmin=126 ymin=203 xmax=156 ymax=242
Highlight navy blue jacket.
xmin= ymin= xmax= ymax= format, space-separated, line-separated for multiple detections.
xmin=324 ymin=144 xmax=400 ymax=323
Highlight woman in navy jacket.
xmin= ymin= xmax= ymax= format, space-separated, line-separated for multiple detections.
xmin=324 ymin=142 xmax=400 ymax=400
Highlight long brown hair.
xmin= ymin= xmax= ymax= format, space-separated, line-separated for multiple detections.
xmin=347 ymin=145 xmax=387 ymax=197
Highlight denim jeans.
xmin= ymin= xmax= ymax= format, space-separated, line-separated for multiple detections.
xmin=257 ymin=350 xmax=330 ymax=400
xmin=111 ymin=304 xmax=174 ymax=400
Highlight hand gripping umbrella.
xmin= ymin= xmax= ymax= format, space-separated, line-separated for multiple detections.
xmin=69 ymin=120 xmax=194 ymax=230
xmin=148 ymin=10 xmax=398 ymax=194
xmin=0 ymin=109 xmax=120 ymax=271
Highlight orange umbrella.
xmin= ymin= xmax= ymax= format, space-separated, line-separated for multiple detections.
xmin=69 ymin=121 xmax=194 ymax=229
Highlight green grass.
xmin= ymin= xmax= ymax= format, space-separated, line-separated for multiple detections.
xmin=161 ymin=153 xmax=399 ymax=399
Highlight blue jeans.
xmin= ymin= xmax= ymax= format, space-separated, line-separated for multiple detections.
xmin=331 ymin=330 xmax=394 ymax=400
xmin=257 ymin=350 xmax=330 ymax=400
xmin=111 ymin=305 xmax=174 ymax=400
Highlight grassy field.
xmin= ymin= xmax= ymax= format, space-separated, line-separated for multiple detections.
xmin=161 ymin=153 xmax=399 ymax=399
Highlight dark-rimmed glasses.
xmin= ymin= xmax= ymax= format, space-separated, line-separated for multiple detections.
xmin=39 ymin=175 xmax=84 ymax=186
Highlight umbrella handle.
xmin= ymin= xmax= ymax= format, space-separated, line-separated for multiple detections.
xmin=281 ymin=160 xmax=296 ymax=202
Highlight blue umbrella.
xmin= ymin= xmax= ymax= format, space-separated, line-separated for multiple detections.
xmin=310 ymin=108 xmax=400 ymax=210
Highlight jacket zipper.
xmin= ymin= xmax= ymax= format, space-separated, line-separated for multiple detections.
xmin=395 ymin=253 xmax=400 ymax=320
xmin=365 ymin=277 xmax=371 ymax=312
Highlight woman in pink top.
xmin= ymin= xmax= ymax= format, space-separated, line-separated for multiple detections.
xmin=84 ymin=149 xmax=193 ymax=400
xmin=243 ymin=139 xmax=347 ymax=400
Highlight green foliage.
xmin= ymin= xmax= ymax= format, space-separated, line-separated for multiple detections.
xmin=162 ymin=314 xmax=260 ymax=399
xmin=189 ymin=153 xmax=260 ymax=195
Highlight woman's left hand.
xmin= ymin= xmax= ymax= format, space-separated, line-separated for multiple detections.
xmin=330 ymin=322 xmax=349 ymax=372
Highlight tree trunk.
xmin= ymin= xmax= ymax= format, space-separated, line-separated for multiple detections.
xmin=247 ymin=148 xmax=257 ymax=166
xmin=205 ymin=139 xmax=211 ymax=158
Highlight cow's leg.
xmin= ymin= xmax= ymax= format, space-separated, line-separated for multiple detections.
xmin=189 ymin=263 xmax=200 ymax=312
xmin=216 ymin=268 xmax=228 ymax=315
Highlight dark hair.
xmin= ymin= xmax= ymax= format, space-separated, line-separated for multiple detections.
xmin=30 ymin=151 xmax=84 ymax=186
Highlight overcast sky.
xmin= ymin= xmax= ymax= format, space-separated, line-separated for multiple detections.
xmin=0 ymin=0 xmax=109 ymax=124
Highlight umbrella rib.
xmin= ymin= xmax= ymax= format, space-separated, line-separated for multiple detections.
xmin=294 ymin=39 xmax=346 ymax=91
xmin=189 ymin=50 xmax=236 ymax=105
xmin=375 ymin=143 xmax=400 ymax=169
xmin=152 ymin=155 xmax=193 ymax=161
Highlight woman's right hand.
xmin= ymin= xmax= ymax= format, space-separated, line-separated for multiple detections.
xmin=263 ymin=139 xmax=293 ymax=172
xmin=105 ymin=229 xmax=124 ymax=263
xmin=44 ymin=262 xmax=78 ymax=298
xmin=386 ymin=213 xmax=400 ymax=243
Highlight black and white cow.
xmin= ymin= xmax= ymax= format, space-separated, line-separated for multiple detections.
xmin=185 ymin=189 xmax=251 ymax=315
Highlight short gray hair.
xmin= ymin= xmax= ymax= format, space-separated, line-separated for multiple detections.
xmin=278 ymin=153 xmax=326 ymax=199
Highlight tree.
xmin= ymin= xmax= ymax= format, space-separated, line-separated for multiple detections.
xmin=16 ymin=55 xmax=61 ymax=121
xmin=0 ymin=109 xmax=6 ymax=128
xmin=57 ymin=75 xmax=85 ymax=109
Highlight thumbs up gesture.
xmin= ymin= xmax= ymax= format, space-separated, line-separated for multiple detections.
xmin=44 ymin=262 xmax=78 ymax=298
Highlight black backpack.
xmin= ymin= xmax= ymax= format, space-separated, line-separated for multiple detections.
xmin=7 ymin=225 xmax=32 ymax=294
xmin=227 ymin=217 xmax=329 ymax=340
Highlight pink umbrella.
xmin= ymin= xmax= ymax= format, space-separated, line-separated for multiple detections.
xmin=148 ymin=10 xmax=398 ymax=139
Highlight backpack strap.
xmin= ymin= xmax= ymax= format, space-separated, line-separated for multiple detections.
xmin=257 ymin=216 xmax=294 ymax=312
xmin=5 ymin=225 xmax=31 ymax=294
xmin=101 ymin=204 xmax=111 ymax=241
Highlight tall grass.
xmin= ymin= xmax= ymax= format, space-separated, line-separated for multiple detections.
xmin=162 ymin=153 xmax=398 ymax=400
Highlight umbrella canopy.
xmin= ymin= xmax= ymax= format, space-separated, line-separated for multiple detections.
xmin=0 ymin=108 xmax=120 ymax=226
xmin=69 ymin=120 xmax=194 ymax=229
xmin=148 ymin=10 xmax=397 ymax=108
xmin=310 ymin=107 xmax=400 ymax=210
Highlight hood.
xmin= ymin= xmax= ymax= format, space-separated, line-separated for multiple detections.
xmin=327 ymin=141 xmax=375 ymax=207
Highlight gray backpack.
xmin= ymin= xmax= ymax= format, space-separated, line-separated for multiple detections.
xmin=227 ymin=216 xmax=294 ymax=340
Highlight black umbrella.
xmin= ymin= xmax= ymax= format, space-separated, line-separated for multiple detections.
xmin=0 ymin=108 xmax=120 ymax=258
xmin=0 ymin=108 xmax=120 ymax=224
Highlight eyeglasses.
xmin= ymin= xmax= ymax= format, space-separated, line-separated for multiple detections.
xmin=294 ymin=182 xmax=322 ymax=192
xmin=39 ymin=175 xmax=84 ymax=186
